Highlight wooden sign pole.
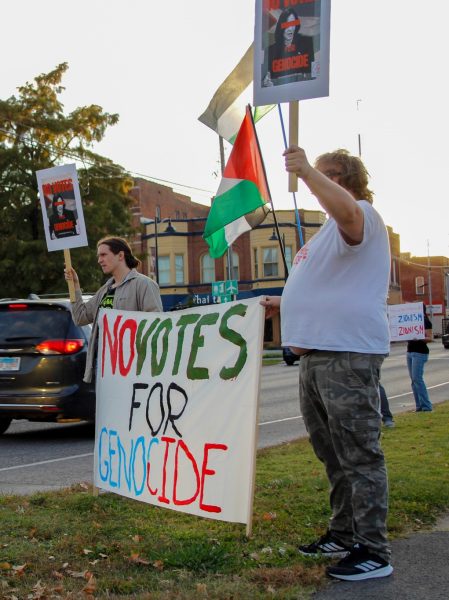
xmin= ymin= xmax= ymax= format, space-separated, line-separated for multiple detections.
xmin=63 ymin=248 xmax=76 ymax=302
xmin=288 ymin=101 xmax=299 ymax=192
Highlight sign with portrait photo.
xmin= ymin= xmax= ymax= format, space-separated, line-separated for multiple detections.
xmin=253 ymin=0 xmax=331 ymax=106
xmin=36 ymin=163 xmax=88 ymax=252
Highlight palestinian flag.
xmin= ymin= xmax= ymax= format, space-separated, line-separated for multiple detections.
xmin=198 ymin=45 xmax=274 ymax=144
xmin=203 ymin=106 xmax=270 ymax=258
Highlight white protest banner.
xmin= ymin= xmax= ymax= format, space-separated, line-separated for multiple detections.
xmin=388 ymin=302 xmax=424 ymax=342
xmin=253 ymin=0 xmax=331 ymax=107
xmin=36 ymin=163 xmax=88 ymax=252
xmin=94 ymin=298 xmax=264 ymax=527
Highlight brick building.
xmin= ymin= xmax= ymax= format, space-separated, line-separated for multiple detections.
xmin=399 ymin=253 xmax=449 ymax=333
xmin=129 ymin=176 xmax=449 ymax=340
xmin=129 ymin=177 xmax=326 ymax=318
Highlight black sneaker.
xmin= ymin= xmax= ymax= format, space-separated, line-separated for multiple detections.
xmin=326 ymin=543 xmax=393 ymax=581
xmin=298 ymin=531 xmax=350 ymax=558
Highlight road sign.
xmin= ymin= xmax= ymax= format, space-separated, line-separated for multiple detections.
xmin=212 ymin=280 xmax=238 ymax=297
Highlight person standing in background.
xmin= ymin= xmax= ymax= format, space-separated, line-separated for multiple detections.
xmin=406 ymin=304 xmax=433 ymax=412
xmin=64 ymin=236 xmax=162 ymax=383
xmin=379 ymin=383 xmax=395 ymax=427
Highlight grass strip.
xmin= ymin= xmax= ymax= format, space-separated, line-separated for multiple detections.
xmin=1 ymin=402 xmax=448 ymax=599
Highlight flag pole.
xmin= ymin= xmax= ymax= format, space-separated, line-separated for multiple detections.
xmin=247 ymin=105 xmax=288 ymax=280
xmin=219 ymin=135 xmax=234 ymax=283
xmin=277 ymin=104 xmax=304 ymax=247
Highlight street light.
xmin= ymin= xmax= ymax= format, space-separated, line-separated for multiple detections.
xmin=140 ymin=217 xmax=176 ymax=284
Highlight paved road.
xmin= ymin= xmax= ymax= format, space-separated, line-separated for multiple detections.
xmin=1 ymin=343 xmax=448 ymax=495
xmin=313 ymin=514 xmax=449 ymax=599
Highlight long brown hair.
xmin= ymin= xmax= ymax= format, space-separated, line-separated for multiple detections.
xmin=97 ymin=236 xmax=140 ymax=269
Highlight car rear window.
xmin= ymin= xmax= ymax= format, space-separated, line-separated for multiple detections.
xmin=0 ymin=305 xmax=71 ymax=343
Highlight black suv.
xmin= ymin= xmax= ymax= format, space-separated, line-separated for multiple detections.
xmin=0 ymin=297 xmax=95 ymax=434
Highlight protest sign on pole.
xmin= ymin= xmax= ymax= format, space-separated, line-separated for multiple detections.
xmin=253 ymin=1 xmax=331 ymax=191
xmin=94 ymin=298 xmax=264 ymax=534
xmin=36 ymin=164 xmax=88 ymax=300
xmin=253 ymin=0 xmax=331 ymax=107
xmin=388 ymin=302 xmax=425 ymax=342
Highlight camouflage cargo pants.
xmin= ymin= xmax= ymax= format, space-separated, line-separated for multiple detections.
xmin=299 ymin=351 xmax=390 ymax=561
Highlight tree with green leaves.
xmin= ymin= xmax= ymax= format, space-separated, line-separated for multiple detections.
xmin=0 ymin=62 xmax=135 ymax=298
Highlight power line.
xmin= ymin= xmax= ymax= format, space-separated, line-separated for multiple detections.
xmin=0 ymin=123 xmax=214 ymax=197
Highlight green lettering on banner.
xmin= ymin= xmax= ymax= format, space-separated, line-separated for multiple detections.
xmin=173 ymin=313 xmax=201 ymax=376
xmin=219 ymin=304 xmax=248 ymax=380
xmin=187 ymin=313 xmax=219 ymax=380
xmin=151 ymin=319 xmax=173 ymax=376
xmin=136 ymin=318 xmax=160 ymax=375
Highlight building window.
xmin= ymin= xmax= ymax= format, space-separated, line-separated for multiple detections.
xmin=175 ymin=254 xmax=184 ymax=284
xmin=390 ymin=258 xmax=398 ymax=285
xmin=285 ymin=246 xmax=293 ymax=272
xmin=158 ymin=255 xmax=170 ymax=285
xmin=201 ymin=254 xmax=215 ymax=283
xmin=415 ymin=275 xmax=425 ymax=295
xmin=225 ymin=251 xmax=239 ymax=280
xmin=175 ymin=210 xmax=180 ymax=219
xmin=254 ymin=248 xmax=259 ymax=279
xmin=231 ymin=252 xmax=239 ymax=280
xmin=263 ymin=247 xmax=278 ymax=277
xmin=156 ymin=205 xmax=161 ymax=220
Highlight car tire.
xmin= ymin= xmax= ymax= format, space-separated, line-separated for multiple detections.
xmin=0 ymin=417 xmax=12 ymax=435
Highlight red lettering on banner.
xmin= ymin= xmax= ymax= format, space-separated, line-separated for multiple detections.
xmin=42 ymin=179 xmax=74 ymax=196
xmin=398 ymin=324 xmax=424 ymax=336
xmin=158 ymin=436 xmax=176 ymax=504
xmin=54 ymin=220 xmax=75 ymax=232
xmin=173 ymin=439 xmax=201 ymax=506
xmin=272 ymin=54 xmax=309 ymax=73
xmin=283 ymin=0 xmax=316 ymax=6
xmin=118 ymin=318 xmax=137 ymax=376
xmin=102 ymin=314 xmax=123 ymax=376
xmin=199 ymin=443 xmax=228 ymax=513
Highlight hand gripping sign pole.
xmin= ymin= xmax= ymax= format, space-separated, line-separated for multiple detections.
xmin=36 ymin=164 xmax=88 ymax=301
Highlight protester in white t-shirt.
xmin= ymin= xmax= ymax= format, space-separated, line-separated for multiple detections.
xmin=261 ymin=146 xmax=392 ymax=582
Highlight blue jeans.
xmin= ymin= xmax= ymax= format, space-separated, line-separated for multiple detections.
xmin=379 ymin=383 xmax=393 ymax=422
xmin=406 ymin=352 xmax=432 ymax=411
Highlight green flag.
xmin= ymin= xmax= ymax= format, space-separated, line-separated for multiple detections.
xmin=203 ymin=107 xmax=270 ymax=258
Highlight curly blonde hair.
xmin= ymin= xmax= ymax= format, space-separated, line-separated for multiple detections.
xmin=315 ymin=149 xmax=374 ymax=203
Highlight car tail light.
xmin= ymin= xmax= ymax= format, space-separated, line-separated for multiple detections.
xmin=8 ymin=303 xmax=28 ymax=310
xmin=35 ymin=339 xmax=85 ymax=355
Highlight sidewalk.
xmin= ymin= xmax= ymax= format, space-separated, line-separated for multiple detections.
xmin=313 ymin=513 xmax=449 ymax=599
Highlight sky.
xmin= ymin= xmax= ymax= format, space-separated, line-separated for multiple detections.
xmin=2 ymin=0 xmax=448 ymax=258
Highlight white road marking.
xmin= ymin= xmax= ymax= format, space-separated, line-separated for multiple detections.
xmin=260 ymin=381 xmax=449 ymax=426
xmin=260 ymin=415 xmax=303 ymax=426
xmin=0 ymin=452 xmax=93 ymax=472
xmin=3 ymin=381 xmax=449 ymax=470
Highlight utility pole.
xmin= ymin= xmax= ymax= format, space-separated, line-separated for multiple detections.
xmin=427 ymin=240 xmax=433 ymax=323
xmin=356 ymin=99 xmax=362 ymax=158
xmin=219 ymin=135 xmax=233 ymax=281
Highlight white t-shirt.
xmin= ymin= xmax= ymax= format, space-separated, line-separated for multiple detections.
xmin=281 ymin=201 xmax=390 ymax=354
